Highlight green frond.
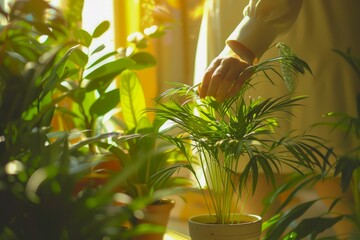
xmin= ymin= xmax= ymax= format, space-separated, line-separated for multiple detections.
xmin=150 ymin=43 xmax=329 ymax=224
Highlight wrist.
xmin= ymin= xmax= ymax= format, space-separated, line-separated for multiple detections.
xmin=226 ymin=40 xmax=257 ymax=64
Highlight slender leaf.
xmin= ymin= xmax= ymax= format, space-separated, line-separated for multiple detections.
xmin=265 ymin=201 xmax=317 ymax=239
xmin=287 ymin=216 xmax=343 ymax=239
xmin=41 ymin=45 xmax=78 ymax=99
xmin=92 ymin=21 xmax=110 ymax=38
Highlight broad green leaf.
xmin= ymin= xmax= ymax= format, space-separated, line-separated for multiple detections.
xmin=74 ymin=29 xmax=92 ymax=47
xmin=77 ymin=91 xmax=98 ymax=124
xmin=85 ymin=58 xmax=135 ymax=91
xmin=70 ymin=48 xmax=88 ymax=67
xmin=120 ymin=70 xmax=146 ymax=130
xmin=85 ymin=72 xmax=119 ymax=93
xmin=85 ymin=58 xmax=135 ymax=80
xmin=92 ymin=21 xmax=110 ymax=38
xmin=130 ymin=52 xmax=156 ymax=70
xmin=136 ymin=116 xmax=152 ymax=131
xmin=89 ymin=89 xmax=120 ymax=117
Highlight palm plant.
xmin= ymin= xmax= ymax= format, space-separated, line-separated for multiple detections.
xmin=326 ymin=50 xmax=360 ymax=239
xmin=236 ymin=50 xmax=360 ymax=240
xmin=151 ymin=43 xmax=332 ymax=224
xmin=261 ymin=172 xmax=344 ymax=239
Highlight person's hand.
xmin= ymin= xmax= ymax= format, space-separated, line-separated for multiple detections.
xmin=198 ymin=41 xmax=256 ymax=102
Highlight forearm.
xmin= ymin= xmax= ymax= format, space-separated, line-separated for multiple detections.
xmin=226 ymin=0 xmax=303 ymax=60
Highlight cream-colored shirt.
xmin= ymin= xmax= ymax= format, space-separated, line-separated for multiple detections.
xmin=227 ymin=0 xmax=302 ymax=58
xmin=195 ymin=0 xmax=303 ymax=82
xmin=195 ymin=0 xmax=360 ymax=156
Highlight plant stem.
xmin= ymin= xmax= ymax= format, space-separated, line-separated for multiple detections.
xmin=353 ymin=168 xmax=360 ymax=222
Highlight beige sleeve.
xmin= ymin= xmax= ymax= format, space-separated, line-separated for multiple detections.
xmin=226 ymin=0 xmax=303 ymax=59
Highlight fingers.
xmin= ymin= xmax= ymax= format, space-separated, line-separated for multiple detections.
xmin=198 ymin=57 xmax=252 ymax=102
xmin=227 ymin=67 xmax=254 ymax=98
xmin=206 ymin=63 xmax=230 ymax=98
xmin=215 ymin=63 xmax=242 ymax=102
xmin=199 ymin=58 xmax=221 ymax=99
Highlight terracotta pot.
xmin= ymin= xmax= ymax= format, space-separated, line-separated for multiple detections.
xmin=188 ymin=214 xmax=262 ymax=240
xmin=133 ymin=199 xmax=175 ymax=240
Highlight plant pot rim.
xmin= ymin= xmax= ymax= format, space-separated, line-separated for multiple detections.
xmin=188 ymin=214 xmax=262 ymax=239
xmin=151 ymin=198 xmax=175 ymax=205
xmin=189 ymin=213 xmax=262 ymax=225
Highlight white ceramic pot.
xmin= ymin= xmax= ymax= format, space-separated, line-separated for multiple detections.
xmin=188 ymin=214 xmax=262 ymax=240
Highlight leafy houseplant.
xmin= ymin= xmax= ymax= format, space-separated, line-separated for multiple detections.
xmin=51 ymin=16 xmax=159 ymax=191
xmin=152 ymin=44 xmax=332 ymax=239
xmin=0 ymin=1 xmax=151 ymax=239
xmin=51 ymin=16 xmax=157 ymax=148
xmin=0 ymin=1 xmax=173 ymax=239
xmin=95 ymin=69 xmax=190 ymax=240
xmin=46 ymin=6 xmax=186 ymax=240
xmin=107 ymin=69 xmax=190 ymax=200
xmin=43 ymin=2 xmax=189 ymax=238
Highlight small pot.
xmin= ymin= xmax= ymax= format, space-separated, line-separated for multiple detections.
xmin=133 ymin=199 xmax=175 ymax=240
xmin=188 ymin=214 xmax=262 ymax=240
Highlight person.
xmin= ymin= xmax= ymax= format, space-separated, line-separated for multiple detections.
xmin=196 ymin=0 xmax=360 ymax=147
xmin=193 ymin=0 xmax=360 ymax=236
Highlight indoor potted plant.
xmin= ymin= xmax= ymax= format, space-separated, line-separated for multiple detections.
xmin=95 ymin=69 xmax=191 ymax=240
xmin=0 ymin=1 xmax=152 ymax=239
xmin=152 ymin=43 xmax=332 ymax=239
xmin=52 ymin=18 xmax=160 ymax=192
xmin=45 ymin=7 xmax=185 ymax=239
xmin=40 ymin=2 xmax=188 ymax=237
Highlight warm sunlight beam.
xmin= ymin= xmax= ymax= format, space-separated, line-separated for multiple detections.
xmin=82 ymin=0 xmax=115 ymax=53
